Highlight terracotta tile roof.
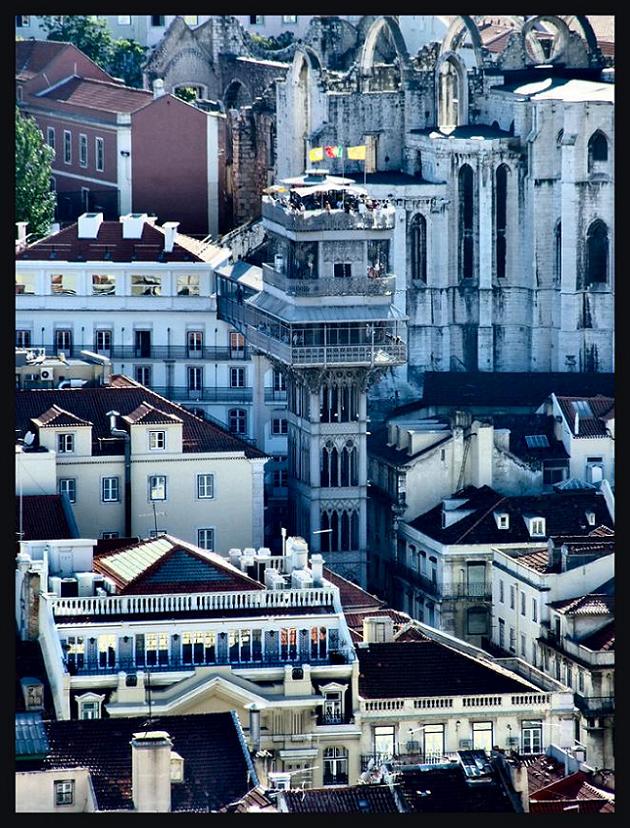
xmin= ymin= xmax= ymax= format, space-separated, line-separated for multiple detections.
xmin=16 ymin=220 xmax=222 ymax=264
xmin=31 ymin=404 xmax=92 ymax=428
xmin=31 ymin=712 xmax=254 ymax=811
xmin=512 ymin=548 xmax=552 ymax=573
xmin=15 ymin=377 xmax=267 ymax=459
xmin=220 ymin=786 xmax=277 ymax=812
xmin=357 ymin=641 xmax=535 ymax=699
xmin=122 ymin=402 xmax=183 ymax=426
xmin=580 ymin=620 xmax=614 ymax=652
xmin=550 ymin=592 xmax=614 ymax=616
xmin=15 ymin=494 xmax=77 ymax=541
xmin=37 ymin=75 xmax=152 ymax=113
xmin=394 ymin=624 xmax=431 ymax=642
xmin=15 ymin=40 xmax=68 ymax=80
xmin=530 ymin=770 xmax=614 ymax=813
xmin=93 ymin=534 xmax=265 ymax=595
xmin=281 ymin=784 xmax=400 ymax=813
xmin=408 ymin=485 xmax=612 ymax=545
xmin=344 ymin=608 xmax=413 ymax=638
xmin=556 ymin=395 xmax=615 ymax=438
xmin=322 ymin=567 xmax=384 ymax=610
xmin=521 ymin=754 xmax=566 ymax=794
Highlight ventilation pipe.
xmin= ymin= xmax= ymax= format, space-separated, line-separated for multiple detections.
xmin=107 ymin=410 xmax=131 ymax=536
xmin=310 ymin=554 xmax=324 ymax=586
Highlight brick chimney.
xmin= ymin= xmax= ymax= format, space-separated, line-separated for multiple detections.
xmin=131 ymin=731 xmax=173 ymax=812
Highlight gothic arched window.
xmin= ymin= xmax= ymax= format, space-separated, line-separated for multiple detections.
xmin=495 ymin=164 xmax=508 ymax=279
xmin=459 ymin=164 xmax=474 ymax=279
xmin=409 ymin=213 xmax=427 ymax=283
xmin=585 ymin=220 xmax=609 ymax=286
xmin=554 ymin=221 xmax=562 ymax=284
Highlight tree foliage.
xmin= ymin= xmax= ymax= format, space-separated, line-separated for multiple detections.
xmin=250 ymin=31 xmax=295 ymax=51
xmin=39 ymin=15 xmax=147 ymax=88
xmin=174 ymin=86 xmax=198 ymax=103
xmin=15 ymin=107 xmax=56 ymax=240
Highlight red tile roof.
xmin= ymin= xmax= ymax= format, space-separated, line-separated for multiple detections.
xmin=37 ymin=75 xmax=152 ymax=113
xmin=15 ymin=495 xmax=76 ymax=541
xmin=15 ymin=40 xmax=68 ymax=80
xmin=31 ymin=404 xmax=92 ymax=428
xmin=512 ymin=548 xmax=552 ymax=573
xmin=122 ymin=402 xmax=183 ymax=426
xmin=522 ymin=754 xmax=566 ymax=794
xmin=556 ymin=395 xmax=615 ymax=438
xmin=16 ymin=220 xmax=223 ymax=264
xmin=93 ymin=534 xmax=265 ymax=595
xmin=550 ymin=593 xmax=613 ymax=616
xmin=530 ymin=770 xmax=614 ymax=813
xmin=322 ymin=567 xmax=384 ymax=610
xmin=16 ymin=376 xmax=266 ymax=459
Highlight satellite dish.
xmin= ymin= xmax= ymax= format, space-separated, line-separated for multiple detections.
xmin=24 ymin=431 xmax=35 ymax=446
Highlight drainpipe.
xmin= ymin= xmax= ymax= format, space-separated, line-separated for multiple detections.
xmin=107 ymin=410 xmax=131 ymax=536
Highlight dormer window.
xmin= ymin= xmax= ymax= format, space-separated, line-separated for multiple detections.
xmin=149 ymin=430 xmax=166 ymax=450
xmin=57 ymin=433 xmax=75 ymax=454
xmin=585 ymin=510 xmax=596 ymax=526
xmin=76 ymin=692 xmax=105 ymax=720
xmin=529 ymin=517 xmax=546 ymax=537
xmin=495 ymin=512 xmax=510 ymax=530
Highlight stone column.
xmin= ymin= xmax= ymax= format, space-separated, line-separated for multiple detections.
xmin=477 ymin=155 xmax=494 ymax=370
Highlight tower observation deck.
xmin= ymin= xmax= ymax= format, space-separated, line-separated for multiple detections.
xmin=217 ymin=169 xmax=407 ymax=585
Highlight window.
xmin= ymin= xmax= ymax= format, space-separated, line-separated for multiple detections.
xmin=58 ymin=478 xmax=76 ymax=503
xmin=77 ymin=694 xmax=103 ymax=719
xmin=520 ymin=633 xmax=527 ymax=656
xmin=249 ymin=15 xmax=264 ymax=25
xmin=197 ymin=528 xmax=214 ymax=550
xmin=177 ymin=274 xmax=200 ymax=296
xmin=92 ymin=273 xmax=116 ymax=295
xmin=282 ymin=15 xmax=298 ymax=24
xmin=230 ymin=367 xmax=246 ymax=387
xmin=117 ymin=15 xmax=131 ymax=24
xmin=186 ymin=331 xmax=203 ymax=355
xmin=544 ymin=462 xmax=567 ymax=486
xmin=423 ymin=724 xmax=445 ymax=760
xmin=472 ymin=721 xmax=493 ymax=752
xmin=499 ymin=580 xmax=504 ymax=603
xmin=467 ymin=607 xmax=488 ymax=635
xmin=197 ymin=473 xmax=214 ymax=499
xmin=585 ymin=220 xmax=609 ymax=286
xmin=229 ymin=408 xmax=247 ymax=434
xmin=532 ymin=642 xmax=537 ymax=667
xmin=63 ymin=130 xmax=71 ymax=164
xmin=588 ymin=130 xmax=608 ymax=172
xmin=64 ymin=636 xmax=84 ymax=670
xmin=322 ymin=688 xmax=342 ymax=723
xmin=98 ymin=634 xmax=116 ymax=667
xmin=182 ymin=631 xmax=215 ymax=665
xmin=57 ymin=433 xmax=75 ymax=454
xmin=151 ymin=15 xmax=165 ymax=26
xmin=149 ymin=475 xmax=167 ymax=500
xmin=498 ymin=618 xmax=505 ymax=648
xmin=280 ymin=627 xmax=298 ymax=660
xmin=509 ymin=584 xmax=515 ymax=609
xmin=509 ymin=626 xmax=516 ymax=653
xmin=95 ymin=137 xmax=104 ymax=172
xmin=566 ymin=663 xmax=573 ymax=688
xmin=229 ymin=331 xmax=245 ymax=357
xmin=333 ymin=263 xmax=352 ymax=279
xmin=145 ymin=632 xmax=168 ymax=666
xmin=273 ymin=369 xmax=286 ymax=392
xmin=134 ymin=365 xmax=151 ymax=386
xmin=578 ymin=669 xmax=584 ymax=692
xmin=131 ymin=274 xmax=161 ymax=296
xmin=102 ymin=477 xmax=120 ymax=502
xmin=149 ymin=431 xmax=166 ymax=450
xmin=459 ymin=164 xmax=474 ymax=279
xmin=15 ymin=273 xmax=36 ymax=295
xmin=520 ymin=591 xmax=526 ymax=616
xmin=47 ymin=126 xmax=56 ymax=155
xmin=586 ymin=456 xmax=604 ymax=484
xmin=55 ymin=330 xmax=73 ymax=353
xmin=16 ymin=330 xmax=31 ymax=347
xmin=530 ymin=518 xmax=546 ymax=537
xmin=532 ymin=598 xmax=538 ymax=622
xmin=95 ymin=329 xmax=112 ymax=353
xmin=79 ymin=133 xmax=88 ymax=167
xmin=102 ymin=532 xmax=119 ymax=539
xmin=54 ymin=779 xmax=75 ymax=806
xmin=409 ymin=213 xmax=427 ymax=282
xmin=495 ymin=164 xmax=508 ymax=278
xmin=183 ymin=15 xmax=198 ymax=25
xmin=521 ymin=720 xmax=542 ymax=755
xmin=51 ymin=273 xmax=78 ymax=295
xmin=187 ymin=366 xmax=203 ymax=392
xmin=272 ymin=418 xmax=288 ymax=435
xmin=373 ymin=725 xmax=395 ymax=759
xmin=554 ymin=221 xmax=562 ymax=284
xmin=16 ymin=15 xmax=31 ymax=26
xmin=323 ymin=746 xmax=348 ymax=786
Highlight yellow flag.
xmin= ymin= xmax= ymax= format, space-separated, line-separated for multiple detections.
xmin=347 ymin=144 xmax=367 ymax=160
xmin=309 ymin=146 xmax=324 ymax=162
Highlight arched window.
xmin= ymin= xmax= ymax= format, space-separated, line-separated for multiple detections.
xmin=588 ymin=130 xmax=608 ymax=173
xmin=495 ymin=165 xmax=508 ymax=279
xmin=228 ymin=408 xmax=247 ymax=434
xmin=439 ymin=59 xmax=459 ymax=130
xmin=585 ymin=220 xmax=609 ymax=286
xmin=321 ymin=507 xmax=358 ymax=552
xmin=554 ymin=221 xmax=562 ymax=284
xmin=459 ymin=164 xmax=474 ymax=279
xmin=409 ymin=214 xmax=427 ymax=283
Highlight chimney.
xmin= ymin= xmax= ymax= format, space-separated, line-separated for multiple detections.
xmin=121 ymin=213 xmax=149 ymax=239
xmin=310 ymin=553 xmax=324 ymax=586
xmin=471 ymin=421 xmax=493 ymax=488
xmin=162 ymin=221 xmax=180 ymax=253
xmin=153 ymin=78 xmax=165 ymax=99
xmin=574 ymin=411 xmax=579 ymax=436
xmin=286 ymin=536 xmax=309 ymax=570
xmin=77 ymin=212 xmax=104 ymax=239
xmin=509 ymin=761 xmax=530 ymax=813
xmin=16 ymin=221 xmax=28 ymax=243
xmin=131 ymin=731 xmax=173 ymax=812
xmin=106 ymin=410 xmax=121 ymax=434
xmin=248 ymin=704 xmax=261 ymax=752
xmin=363 ymin=616 xmax=394 ymax=644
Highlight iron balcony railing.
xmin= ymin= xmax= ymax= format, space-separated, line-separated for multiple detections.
xmin=264 ymin=388 xmax=287 ymax=402
xmin=390 ymin=561 xmax=441 ymax=599
xmin=360 ymin=752 xmax=453 ymax=772
xmin=20 ymin=344 xmax=250 ymax=361
xmin=149 ymin=385 xmax=254 ymax=403
xmin=262 ymin=263 xmax=396 ymax=298
xmin=262 ymin=199 xmax=396 ymax=231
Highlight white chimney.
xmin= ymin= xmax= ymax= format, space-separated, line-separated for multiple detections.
xmin=121 ymin=213 xmax=149 ymax=239
xmin=162 ymin=221 xmax=180 ymax=253
xmin=310 ymin=553 xmax=324 ymax=586
xmin=48 ymin=222 xmax=60 ymax=236
xmin=363 ymin=616 xmax=394 ymax=644
xmin=574 ymin=411 xmax=579 ymax=436
xmin=153 ymin=78 xmax=165 ymax=99
xmin=16 ymin=222 xmax=28 ymax=243
xmin=248 ymin=704 xmax=261 ymax=751
xmin=77 ymin=212 xmax=104 ymax=239
xmin=131 ymin=731 xmax=173 ymax=812
xmin=286 ymin=536 xmax=309 ymax=570
xmin=106 ymin=410 xmax=120 ymax=433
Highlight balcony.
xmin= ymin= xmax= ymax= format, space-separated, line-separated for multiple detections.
xmin=360 ymin=691 xmax=551 ymax=718
xmin=149 ymin=386 xmax=254 ymax=403
xmin=575 ymin=695 xmax=615 ymax=717
xmin=262 ymin=198 xmax=396 ymax=232
xmin=265 ymin=388 xmax=287 ymax=402
xmin=441 ymin=582 xmax=492 ymax=601
xmin=262 ymin=263 xmax=396 ymax=298
xmin=390 ymin=561 xmax=441 ymax=599
xmin=360 ymin=753 xmax=455 ymax=772
xmin=22 ymin=344 xmax=249 ymax=361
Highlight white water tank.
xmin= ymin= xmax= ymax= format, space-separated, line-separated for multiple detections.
xmin=48 ymin=576 xmax=62 ymax=597
xmin=274 ymin=254 xmax=285 ymax=273
xmin=76 ymin=572 xmax=96 ymax=597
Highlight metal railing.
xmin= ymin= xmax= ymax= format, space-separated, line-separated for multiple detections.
xmin=264 ymin=388 xmax=287 ymax=402
xmin=262 ymin=263 xmax=396 ymax=297
xmin=390 ymin=561 xmax=441 ymax=598
xmin=21 ymin=344 xmax=250 ymax=361
xmin=360 ymin=752 xmax=453 ymax=772
xmin=149 ymin=386 xmax=254 ymax=403
xmin=262 ymin=199 xmax=396 ymax=231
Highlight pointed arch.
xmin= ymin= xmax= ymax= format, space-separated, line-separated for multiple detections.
xmin=588 ymin=130 xmax=609 ymax=173
xmin=561 ymin=15 xmax=600 ymax=56
xmin=521 ymin=15 xmax=572 ymax=64
xmin=440 ymin=16 xmax=483 ymax=67
xmin=585 ymin=219 xmax=609 ymax=286
xmin=409 ymin=213 xmax=427 ymax=283
xmin=359 ymin=16 xmax=409 ymax=77
xmin=436 ymin=52 xmax=467 ymax=130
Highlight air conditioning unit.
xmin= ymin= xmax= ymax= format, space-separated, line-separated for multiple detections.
xmin=40 ymin=367 xmax=54 ymax=381
xmin=459 ymin=739 xmax=473 ymax=750
xmin=406 ymin=740 xmax=421 ymax=753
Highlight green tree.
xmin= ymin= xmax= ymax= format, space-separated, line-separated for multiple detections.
xmin=39 ymin=16 xmax=147 ymax=88
xmin=15 ymin=107 xmax=56 ymax=240
xmin=174 ymin=86 xmax=198 ymax=104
